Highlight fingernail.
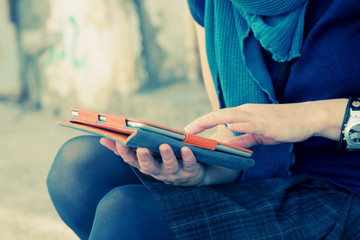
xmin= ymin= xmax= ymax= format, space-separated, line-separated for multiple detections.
xmin=138 ymin=148 xmax=150 ymax=157
xmin=181 ymin=147 xmax=189 ymax=156
xmin=160 ymin=145 xmax=170 ymax=154
xmin=99 ymin=138 xmax=106 ymax=146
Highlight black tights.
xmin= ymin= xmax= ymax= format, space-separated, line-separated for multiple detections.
xmin=46 ymin=135 xmax=173 ymax=240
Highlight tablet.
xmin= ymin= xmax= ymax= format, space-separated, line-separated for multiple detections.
xmin=74 ymin=110 xmax=253 ymax=158
xmin=58 ymin=109 xmax=255 ymax=171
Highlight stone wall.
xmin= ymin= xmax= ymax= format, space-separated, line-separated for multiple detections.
xmin=1 ymin=0 xmax=202 ymax=114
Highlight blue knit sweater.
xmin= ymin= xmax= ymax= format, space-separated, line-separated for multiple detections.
xmin=195 ymin=0 xmax=308 ymax=180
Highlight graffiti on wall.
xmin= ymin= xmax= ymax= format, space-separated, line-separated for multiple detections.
xmin=43 ymin=16 xmax=86 ymax=68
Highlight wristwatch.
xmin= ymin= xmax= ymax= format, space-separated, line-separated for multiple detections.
xmin=343 ymin=97 xmax=360 ymax=150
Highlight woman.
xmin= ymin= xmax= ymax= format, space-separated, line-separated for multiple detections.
xmin=47 ymin=0 xmax=360 ymax=239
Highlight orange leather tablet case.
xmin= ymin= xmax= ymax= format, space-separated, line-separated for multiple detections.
xmin=58 ymin=109 xmax=254 ymax=171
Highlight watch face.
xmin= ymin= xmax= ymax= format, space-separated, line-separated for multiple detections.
xmin=349 ymin=124 xmax=360 ymax=143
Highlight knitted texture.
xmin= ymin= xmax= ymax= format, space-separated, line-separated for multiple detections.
xmin=204 ymin=0 xmax=308 ymax=181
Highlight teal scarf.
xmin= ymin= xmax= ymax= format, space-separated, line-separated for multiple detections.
xmin=204 ymin=0 xmax=309 ymax=180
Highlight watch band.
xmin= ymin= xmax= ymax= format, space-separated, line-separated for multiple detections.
xmin=340 ymin=97 xmax=360 ymax=151
xmin=350 ymin=97 xmax=360 ymax=110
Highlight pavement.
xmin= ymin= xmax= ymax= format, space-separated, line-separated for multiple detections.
xmin=0 ymin=82 xmax=212 ymax=239
xmin=0 ymin=101 xmax=80 ymax=240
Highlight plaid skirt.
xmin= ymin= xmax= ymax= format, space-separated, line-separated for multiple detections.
xmin=136 ymin=172 xmax=360 ymax=240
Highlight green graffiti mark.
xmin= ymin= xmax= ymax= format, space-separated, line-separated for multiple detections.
xmin=43 ymin=16 xmax=86 ymax=68
xmin=68 ymin=16 xmax=85 ymax=68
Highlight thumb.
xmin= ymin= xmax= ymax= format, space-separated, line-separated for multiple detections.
xmin=100 ymin=138 xmax=120 ymax=155
xmin=224 ymin=134 xmax=259 ymax=149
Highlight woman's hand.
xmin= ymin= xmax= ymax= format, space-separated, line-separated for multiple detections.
xmin=184 ymin=99 xmax=348 ymax=148
xmin=100 ymin=128 xmax=242 ymax=187
xmin=100 ymin=138 xmax=206 ymax=187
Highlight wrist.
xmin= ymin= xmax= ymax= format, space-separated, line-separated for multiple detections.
xmin=313 ymin=99 xmax=348 ymax=141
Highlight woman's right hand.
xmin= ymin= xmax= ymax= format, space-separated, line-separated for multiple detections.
xmin=184 ymin=99 xmax=348 ymax=148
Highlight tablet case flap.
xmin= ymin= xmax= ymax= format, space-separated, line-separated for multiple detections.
xmin=58 ymin=121 xmax=134 ymax=144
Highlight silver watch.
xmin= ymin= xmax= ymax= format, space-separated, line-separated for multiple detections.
xmin=343 ymin=97 xmax=360 ymax=150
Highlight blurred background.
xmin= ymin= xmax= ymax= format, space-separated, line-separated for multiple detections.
xmin=0 ymin=0 xmax=211 ymax=239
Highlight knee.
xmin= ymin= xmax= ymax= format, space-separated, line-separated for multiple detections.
xmin=94 ymin=185 xmax=158 ymax=227
xmin=91 ymin=186 xmax=152 ymax=237
xmin=95 ymin=185 xmax=145 ymax=218
xmin=46 ymin=135 xmax=103 ymax=196
xmin=91 ymin=185 xmax=173 ymax=240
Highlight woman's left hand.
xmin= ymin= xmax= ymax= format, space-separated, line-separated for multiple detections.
xmin=100 ymin=138 xmax=207 ymax=187
xmin=184 ymin=99 xmax=348 ymax=148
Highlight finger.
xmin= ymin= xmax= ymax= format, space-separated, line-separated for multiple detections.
xmin=137 ymin=148 xmax=161 ymax=175
xmin=180 ymin=147 xmax=197 ymax=172
xmin=115 ymin=142 xmax=140 ymax=168
xmin=184 ymin=107 xmax=253 ymax=134
xmin=159 ymin=144 xmax=180 ymax=174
